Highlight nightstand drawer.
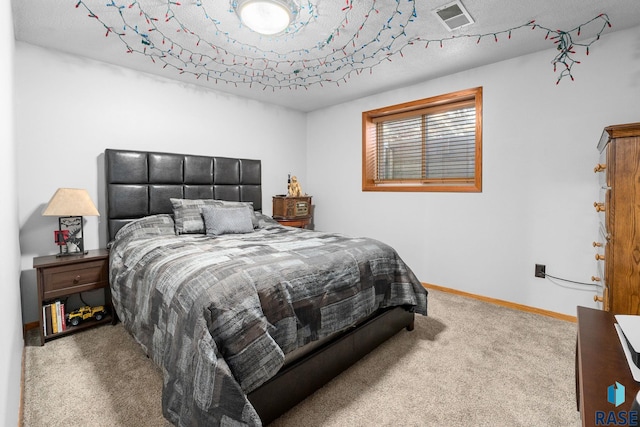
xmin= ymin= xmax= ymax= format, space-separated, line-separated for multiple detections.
xmin=42 ymin=259 xmax=108 ymax=299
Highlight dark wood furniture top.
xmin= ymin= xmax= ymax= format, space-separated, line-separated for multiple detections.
xmin=576 ymin=306 xmax=640 ymax=426
xmin=33 ymin=248 xmax=113 ymax=346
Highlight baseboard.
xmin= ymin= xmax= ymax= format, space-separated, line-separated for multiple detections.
xmin=23 ymin=321 xmax=39 ymax=335
xmin=422 ymin=282 xmax=577 ymax=323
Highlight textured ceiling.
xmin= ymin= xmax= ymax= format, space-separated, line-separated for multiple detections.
xmin=12 ymin=0 xmax=640 ymax=112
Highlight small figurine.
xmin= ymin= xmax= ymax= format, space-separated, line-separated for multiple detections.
xmin=288 ymin=175 xmax=303 ymax=197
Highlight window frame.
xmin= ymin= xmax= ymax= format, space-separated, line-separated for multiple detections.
xmin=362 ymin=87 xmax=483 ymax=192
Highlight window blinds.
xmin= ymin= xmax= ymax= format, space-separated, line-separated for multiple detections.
xmin=376 ymin=106 xmax=476 ymax=182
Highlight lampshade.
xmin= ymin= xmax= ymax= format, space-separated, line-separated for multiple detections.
xmin=236 ymin=0 xmax=296 ymax=35
xmin=42 ymin=188 xmax=100 ymax=217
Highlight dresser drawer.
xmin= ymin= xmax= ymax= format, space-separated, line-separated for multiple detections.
xmin=593 ymin=247 xmax=610 ymax=310
xmin=594 ymin=142 xmax=609 ymax=188
xmin=594 ymin=188 xmax=612 ymax=234
xmin=41 ymin=259 xmax=108 ymax=299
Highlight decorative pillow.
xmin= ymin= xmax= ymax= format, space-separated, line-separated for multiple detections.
xmin=202 ymin=205 xmax=254 ymax=236
xmin=113 ymin=214 xmax=176 ymax=242
xmin=255 ymin=212 xmax=280 ymax=228
xmin=214 ymin=200 xmax=259 ymax=228
xmin=170 ymin=198 xmax=222 ymax=234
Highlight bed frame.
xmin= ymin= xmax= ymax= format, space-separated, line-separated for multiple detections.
xmin=104 ymin=148 xmax=415 ymax=424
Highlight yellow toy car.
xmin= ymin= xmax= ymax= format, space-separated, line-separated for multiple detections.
xmin=66 ymin=305 xmax=107 ymax=326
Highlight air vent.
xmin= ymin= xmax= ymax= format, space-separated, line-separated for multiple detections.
xmin=433 ymin=0 xmax=474 ymax=32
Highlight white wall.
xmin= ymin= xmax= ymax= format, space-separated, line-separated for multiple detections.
xmin=15 ymin=43 xmax=307 ymax=323
xmin=306 ymin=25 xmax=640 ymax=317
xmin=2 ymin=2 xmax=24 ymax=426
xmin=15 ymin=25 xmax=640 ymax=324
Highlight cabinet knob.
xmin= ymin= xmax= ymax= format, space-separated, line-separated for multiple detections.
xmin=594 ymin=164 xmax=607 ymax=173
xmin=594 ymin=202 xmax=606 ymax=212
xmin=73 ymin=275 xmax=81 ymax=284
xmin=595 ymin=254 xmax=605 ymax=261
xmin=594 ymin=295 xmax=604 ymax=302
xmin=592 ymin=242 xmax=603 ymax=248
xmin=591 ymin=276 xmax=601 ymax=282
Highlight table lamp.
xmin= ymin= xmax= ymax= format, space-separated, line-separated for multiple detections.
xmin=42 ymin=188 xmax=100 ymax=256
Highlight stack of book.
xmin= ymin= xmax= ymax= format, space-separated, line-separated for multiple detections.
xmin=42 ymin=301 xmax=66 ymax=337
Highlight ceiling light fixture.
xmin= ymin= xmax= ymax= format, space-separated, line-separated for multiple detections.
xmin=235 ymin=0 xmax=297 ymax=35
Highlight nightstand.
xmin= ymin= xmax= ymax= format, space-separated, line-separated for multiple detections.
xmin=33 ymin=249 xmax=113 ymax=346
xmin=272 ymin=195 xmax=313 ymax=229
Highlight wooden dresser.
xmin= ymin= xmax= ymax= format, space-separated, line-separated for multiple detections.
xmin=594 ymin=122 xmax=640 ymax=314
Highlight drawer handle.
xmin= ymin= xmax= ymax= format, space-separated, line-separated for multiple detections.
xmin=73 ymin=275 xmax=81 ymax=284
xmin=592 ymin=241 xmax=603 ymax=248
xmin=591 ymin=276 xmax=601 ymax=282
xmin=595 ymin=254 xmax=605 ymax=261
xmin=594 ymin=164 xmax=606 ymax=173
xmin=594 ymin=202 xmax=605 ymax=212
xmin=594 ymin=295 xmax=603 ymax=302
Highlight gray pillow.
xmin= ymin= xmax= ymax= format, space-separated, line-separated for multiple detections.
xmin=170 ymin=198 xmax=222 ymax=234
xmin=214 ymin=200 xmax=259 ymax=229
xmin=202 ymin=205 xmax=254 ymax=236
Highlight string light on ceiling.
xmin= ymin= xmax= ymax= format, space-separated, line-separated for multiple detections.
xmin=74 ymin=0 xmax=612 ymax=89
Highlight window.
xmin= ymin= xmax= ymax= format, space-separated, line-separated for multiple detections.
xmin=362 ymin=87 xmax=482 ymax=192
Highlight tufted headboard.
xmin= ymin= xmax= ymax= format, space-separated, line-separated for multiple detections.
xmin=105 ymin=149 xmax=262 ymax=241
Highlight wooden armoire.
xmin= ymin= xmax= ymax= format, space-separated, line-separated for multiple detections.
xmin=594 ymin=122 xmax=640 ymax=314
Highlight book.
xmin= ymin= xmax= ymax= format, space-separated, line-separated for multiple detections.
xmin=60 ymin=303 xmax=66 ymax=331
xmin=44 ymin=304 xmax=52 ymax=336
xmin=51 ymin=302 xmax=58 ymax=334
xmin=42 ymin=305 xmax=46 ymax=336
xmin=55 ymin=301 xmax=62 ymax=333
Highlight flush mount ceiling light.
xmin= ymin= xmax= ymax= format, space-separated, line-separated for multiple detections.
xmin=235 ymin=0 xmax=297 ymax=35
xmin=433 ymin=0 xmax=474 ymax=32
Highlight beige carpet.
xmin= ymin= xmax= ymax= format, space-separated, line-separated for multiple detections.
xmin=23 ymin=289 xmax=581 ymax=426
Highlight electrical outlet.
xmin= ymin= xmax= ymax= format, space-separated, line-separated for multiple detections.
xmin=535 ymin=264 xmax=546 ymax=278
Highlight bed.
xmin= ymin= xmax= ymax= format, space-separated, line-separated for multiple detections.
xmin=105 ymin=148 xmax=428 ymax=426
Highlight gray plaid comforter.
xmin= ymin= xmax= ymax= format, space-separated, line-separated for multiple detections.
xmin=109 ymin=214 xmax=428 ymax=426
